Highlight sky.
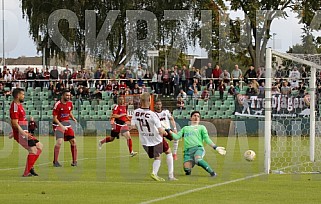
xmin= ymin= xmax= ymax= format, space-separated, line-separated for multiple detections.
xmin=0 ymin=0 xmax=315 ymax=59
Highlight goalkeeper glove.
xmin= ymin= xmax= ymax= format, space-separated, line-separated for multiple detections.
xmin=213 ymin=146 xmax=226 ymax=155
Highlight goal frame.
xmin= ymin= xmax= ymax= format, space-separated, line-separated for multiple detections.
xmin=264 ymin=48 xmax=321 ymax=174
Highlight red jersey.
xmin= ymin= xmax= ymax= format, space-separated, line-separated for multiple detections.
xmin=212 ymin=68 xmax=222 ymax=78
xmin=10 ymin=102 xmax=28 ymax=135
xmin=53 ymin=101 xmax=73 ymax=123
xmin=112 ymin=105 xmax=127 ymax=125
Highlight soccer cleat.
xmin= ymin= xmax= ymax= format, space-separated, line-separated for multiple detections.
xmin=22 ymin=173 xmax=33 ymax=177
xmin=98 ymin=140 xmax=102 ymax=150
xmin=130 ymin=151 xmax=138 ymax=157
xmin=168 ymin=177 xmax=178 ymax=181
xmin=210 ymin=172 xmax=217 ymax=177
xmin=71 ymin=161 xmax=78 ymax=167
xmin=173 ymin=154 xmax=177 ymax=160
xmin=53 ymin=161 xmax=62 ymax=167
xmin=150 ymin=173 xmax=165 ymax=182
xmin=29 ymin=168 xmax=38 ymax=176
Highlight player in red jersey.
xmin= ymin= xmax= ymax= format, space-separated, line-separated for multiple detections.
xmin=52 ymin=89 xmax=78 ymax=167
xmin=98 ymin=96 xmax=138 ymax=157
xmin=10 ymin=88 xmax=43 ymax=177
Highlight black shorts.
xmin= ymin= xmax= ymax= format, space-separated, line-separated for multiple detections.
xmin=110 ymin=129 xmax=120 ymax=139
xmin=143 ymin=142 xmax=164 ymax=159
xmin=28 ymin=139 xmax=39 ymax=147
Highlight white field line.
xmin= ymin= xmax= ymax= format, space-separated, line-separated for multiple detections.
xmin=140 ymin=173 xmax=265 ymax=204
xmin=0 ymin=153 xmax=146 ymax=171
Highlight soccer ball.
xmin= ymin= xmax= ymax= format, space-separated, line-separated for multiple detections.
xmin=244 ymin=150 xmax=256 ymax=161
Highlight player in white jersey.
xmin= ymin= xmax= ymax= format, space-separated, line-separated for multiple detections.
xmin=154 ymin=100 xmax=179 ymax=160
xmin=131 ymin=93 xmax=177 ymax=181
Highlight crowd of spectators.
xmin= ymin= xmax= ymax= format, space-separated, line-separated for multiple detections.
xmin=0 ymin=62 xmax=314 ymax=107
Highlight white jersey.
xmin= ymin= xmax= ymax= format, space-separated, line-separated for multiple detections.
xmin=154 ymin=109 xmax=172 ymax=129
xmin=131 ymin=108 xmax=163 ymax=146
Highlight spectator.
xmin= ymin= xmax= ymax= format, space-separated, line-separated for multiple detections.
xmin=144 ymin=70 xmax=152 ymax=88
xmin=228 ymin=85 xmax=237 ymax=96
xmin=246 ymin=82 xmax=258 ymax=96
xmin=258 ymin=81 xmax=265 ymax=97
xmin=288 ymin=66 xmax=300 ymax=89
xmin=181 ymin=65 xmax=189 ymax=92
xmin=151 ymin=71 xmax=157 ymax=93
xmin=94 ymin=67 xmax=102 ymax=79
xmin=280 ymin=80 xmax=291 ymax=95
xmin=187 ymin=82 xmax=198 ymax=96
xmin=231 ymin=64 xmax=243 ymax=86
xmin=243 ymin=66 xmax=256 ymax=84
xmin=157 ymin=70 xmax=163 ymax=94
xmin=172 ymin=70 xmax=180 ymax=97
xmin=177 ymin=89 xmax=187 ymax=100
xmin=219 ymin=70 xmax=231 ymax=86
xmin=28 ymin=116 xmax=38 ymax=135
xmin=50 ymin=66 xmax=59 ymax=80
xmin=43 ymin=68 xmax=50 ymax=88
xmin=141 ymin=84 xmax=148 ymax=93
xmin=206 ymin=79 xmax=215 ymax=95
xmin=205 ymin=63 xmax=213 ymax=85
xmin=132 ymin=83 xmax=142 ymax=95
xmin=212 ymin=65 xmax=222 ymax=90
xmin=162 ymin=69 xmax=171 ymax=96
xmin=301 ymin=66 xmax=308 ymax=84
xmin=111 ymin=89 xmax=118 ymax=104
xmin=176 ymin=96 xmax=185 ymax=111
xmin=218 ymin=80 xmax=226 ymax=100
xmin=106 ymin=81 xmax=113 ymax=92
xmin=26 ymin=67 xmax=36 ymax=89
xmin=200 ymin=88 xmax=210 ymax=101
xmin=136 ymin=66 xmax=145 ymax=79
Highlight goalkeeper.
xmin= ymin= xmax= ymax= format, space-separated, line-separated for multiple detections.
xmin=170 ymin=111 xmax=226 ymax=177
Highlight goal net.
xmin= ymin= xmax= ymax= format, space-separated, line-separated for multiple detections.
xmin=265 ymin=49 xmax=321 ymax=174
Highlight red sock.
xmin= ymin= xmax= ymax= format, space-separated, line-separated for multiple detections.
xmin=23 ymin=153 xmax=38 ymax=176
xmin=54 ymin=145 xmax=60 ymax=162
xmin=101 ymin=137 xmax=112 ymax=144
xmin=71 ymin=145 xmax=77 ymax=162
xmin=127 ymin=138 xmax=133 ymax=153
xmin=35 ymin=149 xmax=42 ymax=160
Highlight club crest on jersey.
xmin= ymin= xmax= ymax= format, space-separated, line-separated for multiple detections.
xmin=68 ymin=107 xmax=71 ymax=110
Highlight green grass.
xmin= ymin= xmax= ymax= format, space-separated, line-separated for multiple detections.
xmin=0 ymin=136 xmax=320 ymax=204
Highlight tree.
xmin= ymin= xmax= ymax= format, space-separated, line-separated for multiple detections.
xmin=228 ymin=0 xmax=293 ymax=68
xmin=21 ymin=0 xmax=211 ymax=69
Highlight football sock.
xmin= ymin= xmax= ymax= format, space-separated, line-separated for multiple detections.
xmin=23 ymin=152 xmax=38 ymax=176
xmin=197 ymin=159 xmax=214 ymax=174
xmin=71 ymin=145 xmax=78 ymax=162
xmin=166 ymin=153 xmax=174 ymax=178
xmin=101 ymin=137 xmax=112 ymax=144
xmin=152 ymin=160 xmax=161 ymax=175
xmin=173 ymin=140 xmax=179 ymax=155
xmin=53 ymin=145 xmax=60 ymax=162
xmin=127 ymin=138 xmax=133 ymax=153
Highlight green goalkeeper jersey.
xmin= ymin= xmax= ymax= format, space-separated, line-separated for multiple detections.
xmin=172 ymin=125 xmax=214 ymax=150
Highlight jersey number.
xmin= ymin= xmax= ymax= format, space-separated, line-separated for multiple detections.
xmin=137 ymin=119 xmax=151 ymax=132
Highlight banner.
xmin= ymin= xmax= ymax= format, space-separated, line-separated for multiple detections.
xmin=234 ymin=94 xmax=312 ymax=118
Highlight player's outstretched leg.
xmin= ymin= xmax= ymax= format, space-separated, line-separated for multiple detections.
xmin=98 ymin=136 xmax=114 ymax=150
xmin=195 ymin=157 xmax=216 ymax=177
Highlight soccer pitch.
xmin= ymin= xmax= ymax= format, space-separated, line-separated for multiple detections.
xmin=0 ymin=136 xmax=320 ymax=204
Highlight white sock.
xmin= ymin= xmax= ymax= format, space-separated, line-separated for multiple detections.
xmin=173 ymin=140 xmax=179 ymax=155
xmin=152 ymin=160 xmax=161 ymax=175
xmin=166 ymin=153 xmax=174 ymax=178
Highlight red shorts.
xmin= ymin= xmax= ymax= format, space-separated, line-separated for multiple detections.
xmin=112 ymin=123 xmax=129 ymax=133
xmin=13 ymin=132 xmax=39 ymax=150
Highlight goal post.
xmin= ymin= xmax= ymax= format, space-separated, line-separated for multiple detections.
xmin=265 ymin=48 xmax=321 ymax=174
